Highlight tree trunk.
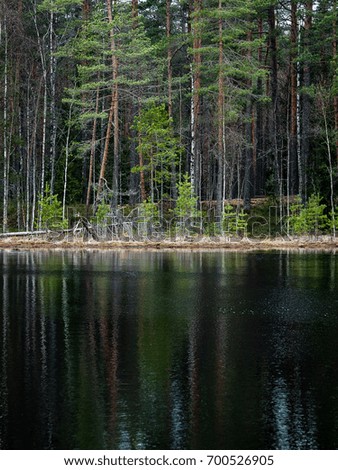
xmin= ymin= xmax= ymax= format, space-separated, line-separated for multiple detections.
xmin=33 ymin=0 xmax=48 ymax=224
xmin=243 ymin=30 xmax=253 ymax=212
xmin=82 ymin=0 xmax=90 ymax=19
xmin=41 ymin=75 xmax=47 ymax=200
xmin=49 ymin=9 xmax=57 ymax=194
xmin=2 ymin=13 xmax=9 ymax=232
xmin=129 ymin=0 xmax=142 ymax=204
xmin=138 ymin=121 xmax=147 ymax=202
xmin=112 ymin=0 xmax=119 ymax=208
xmin=301 ymin=0 xmax=312 ymax=202
xmin=167 ymin=0 xmax=173 ymax=119
xmin=31 ymin=79 xmax=41 ymax=232
xmin=268 ymin=5 xmax=280 ymax=200
xmin=289 ymin=0 xmax=298 ymax=195
xmin=17 ymin=112 xmax=23 ymax=230
xmin=96 ymin=97 xmax=114 ymax=206
xmin=86 ymin=89 xmax=99 ymax=214
xmin=132 ymin=0 xmax=138 ymax=19
xmin=216 ymin=0 xmax=224 ymax=218
xmin=167 ymin=0 xmax=177 ymax=200
xmin=190 ymin=0 xmax=202 ymax=197
xmin=333 ymin=0 xmax=338 ymax=167
xmin=320 ymin=91 xmax=336 ymax=237
xmin=255 ymin=16 xmax=264 ymax=195
xmin=96 ymin=0 xmax=119 ymax=208
xmin=63 ymin=102 xmax=74 ymax=220
xmin=16 ymin=0 xmax=24 ymax=230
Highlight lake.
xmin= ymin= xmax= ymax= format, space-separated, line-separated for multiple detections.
xmin=0 ymin=249 xmax=337 ymax=450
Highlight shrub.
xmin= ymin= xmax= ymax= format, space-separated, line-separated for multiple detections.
xmin=37 ymin=185 xmax=67 ymax=230
xmin=288 ymin=194 xmax=329 ymax=236
xmin=174 ymin=173 xmax=200 ymax=219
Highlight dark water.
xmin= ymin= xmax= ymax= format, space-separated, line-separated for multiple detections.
xmin=0 ymin=250 xmax=337 ymax=450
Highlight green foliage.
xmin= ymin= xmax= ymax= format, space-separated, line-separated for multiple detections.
xmin=95 ymin=203 xmax=111 ymax=225
xmin=2 ymin=0 xmax=337 ymax=233
xmin=140 ymin=198 xmax=159 ymax=220
xmin=222 ymin=204 xmax=248 ymax=237
xmin=288 ymin=194 xmax=329 ymax=236
xmin=133 ymin=104 xmax=181 ymax=201
xmin=194 ymin=0 xmax=268 ymax=121
xmin=236 ymin=210 xmax=249 ymax=236
xmin=174 ymin=173 xmax=199 ymax=218
xmin=288 ymin=196 xmax=306 ymax=235
xmin=37 ymin=185 xmax=67 ymax=230
xmin=222 ymin=204 xmax=237 ymax=234
xmin=329 ymin=210 xmax=337 ymax=235
xmin=38 ymin=0 xmax=82 ymax=14
xmin=305 ymin=194 xmax=329 ymax=235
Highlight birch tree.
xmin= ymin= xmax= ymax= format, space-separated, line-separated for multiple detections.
xmin=2 ymin=8 xmax=9 ymax=232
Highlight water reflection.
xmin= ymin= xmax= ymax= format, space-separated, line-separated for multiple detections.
xmin=0 ymin=273 xmax=9 ymax=449
xmin=0 ymin=250 xmax=337 ymax=449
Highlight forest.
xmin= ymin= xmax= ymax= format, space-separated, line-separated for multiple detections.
xmin=0 ymin=0 xmax=337 ymax=237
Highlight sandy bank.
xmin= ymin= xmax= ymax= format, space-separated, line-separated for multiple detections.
xmin=0 ymin=236 xmax=337 ymax=252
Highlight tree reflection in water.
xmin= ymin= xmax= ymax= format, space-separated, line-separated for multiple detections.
xmin=0 ymin=250 xmax=336 ymax=449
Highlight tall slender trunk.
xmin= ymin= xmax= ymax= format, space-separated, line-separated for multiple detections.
xmin=96 ymin=0 xmax=119 ymax=207
xmin=80 ymin=0 xmax=91 ymax=203
xmin=30 ymin=78 xmax=42 ymax=231
xmin=63 ymin=102 xmax=74 ymax=220
xmin=49 ymin=10 xmax=57 ymax=194
xmin=190 ymin=0 xmax=202 ymax=197
xmin=190 ymin=65 xmax=196 ymax=190
xmin=33 ymin=0 xmax=47 ymax=212
xmin=268 ymin=5 xmax=280 ymax=199
xmin=216 ymin=0 xmax=224 ymax=218
xmin=16 ymin=0 xmax=23 ymax=230
xmin=256 ymin=17 xmax=264 ymax=195
xmin=333 ymin=0 xmax=338 ymax=167
xmin=41 ymin=75 xmax=47 ymax=200
xmin=167 ymin=0 xmax=177 ymax=200
xmin=167 ymin=0 xmax=173 ymax=119
xmin=17 ymin=111 xmax=23 ymax=230
xmin=25 ymin=79 xmax=31 ymax=232
xmin=289 ymin=0 xmax=298 ymax=195
xmin=320 ymin=91 xmax=336 ymax=237
xmin=25 ymin=77 xmax=33 ymax=232
xmin=86 ymin=89 xmax=99 ymax=214
xmin=2 ymin=13 xmax=8 ymax=232
xmin=243 ymin=30 xmax=253 ymax=211
xmin=96 ymin=97 xmax=114 ymax=205
xmin=31 ymin=98 xmax=38 ymax=232
xmin=301 ymin=1 xmax=312 ymax=202
xmin=138 ymin=116 xmax=146 ymax=202
xmin=111 ymin=0 xmax=119 ymax=208
xmin=129 ymin=0 xmax=142 ymax=204
xmin=112 ymin=68 xmax=119 ymax=208
xmin=129 ymin=104 xmax=139 ymax=205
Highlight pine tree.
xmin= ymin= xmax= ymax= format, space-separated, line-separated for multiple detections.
xmin=132 ymin=103 xmax=181 ymax=213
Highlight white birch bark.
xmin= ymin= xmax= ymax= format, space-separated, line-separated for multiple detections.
xmin=190 ymin=64 xmax=196 ymax=192
xmin=26 ymin=85 xmax=31 ymax=232
xmin=63 ymin=103 xmax=73 ymax=220
xmin=49 ymin=9 xmax=57 ymax=194
xmin=321 ymin=93 xmax=336 ymax=237
xmin=33 ymin=0 xmax=47 ymax=227
xmin=2 ymin=14 xmax=8 ymax=232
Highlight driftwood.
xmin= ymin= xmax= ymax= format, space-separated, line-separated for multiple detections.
xmin=0 ymin=230 xmax=49 ymax=238
xmin=79 ymin=218 xmax=99 ymax=241
xmin=0 ymin=217 xmax=99 ymax=241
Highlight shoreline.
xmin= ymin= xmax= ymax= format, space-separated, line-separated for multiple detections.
xmin=0 ymin=236 xmax=337 ymax=252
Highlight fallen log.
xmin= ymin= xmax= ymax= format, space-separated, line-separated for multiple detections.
xmin=0 ymin=230 xmax=49 ymax=238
